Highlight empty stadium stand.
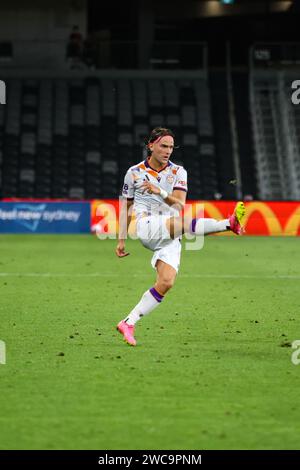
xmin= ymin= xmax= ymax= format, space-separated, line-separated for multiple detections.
xmin=250 ymin=70 xmax=300 ymax=200
xmin=0 ymin=73 xmax=219 ymax=200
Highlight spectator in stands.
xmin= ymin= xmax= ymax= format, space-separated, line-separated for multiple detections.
xmin=66 ymin=25 xmax=84 ymax=69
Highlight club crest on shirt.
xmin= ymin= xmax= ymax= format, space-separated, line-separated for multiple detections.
xmin=167 ymin=175 xmax=175 ymax=184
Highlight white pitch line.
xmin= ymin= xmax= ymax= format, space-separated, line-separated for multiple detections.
xmin=0 ymin=272 xmax=300 ymax=280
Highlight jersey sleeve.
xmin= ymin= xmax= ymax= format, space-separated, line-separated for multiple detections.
xmin=121 ymin=170 xmax=134 ymax=200
xmin=173 ymin=166 xmax=188 ymax=192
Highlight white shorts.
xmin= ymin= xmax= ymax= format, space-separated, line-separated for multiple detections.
xmin=136 ymin=215 xmax=182 ymax=273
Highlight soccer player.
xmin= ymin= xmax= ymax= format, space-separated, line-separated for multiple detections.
xmin=116 ymin=127 xmax=245 ymax=346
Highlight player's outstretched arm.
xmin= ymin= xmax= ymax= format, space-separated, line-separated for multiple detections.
xmin=115 ymin=198 xmax=134 ymax=258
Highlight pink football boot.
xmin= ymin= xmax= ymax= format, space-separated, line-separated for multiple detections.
xmin=229 ymin=201 xmax=246 ymax=235
xmin=117 ymin=321 xmax=137 ymax=346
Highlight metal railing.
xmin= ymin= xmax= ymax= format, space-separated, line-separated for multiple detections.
xmin=278 ymin=72 xmax=300 ymax=199
xmin=149 ymin=41 xmax=207 ymax=70
xmin=0 ymin=39 xmax=208 ymax=71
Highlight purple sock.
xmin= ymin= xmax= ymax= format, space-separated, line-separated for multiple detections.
xmin=190 ymin=218 xmax=197 ymax=234
xmin=149 ymin=287 xmax=164 ymax=303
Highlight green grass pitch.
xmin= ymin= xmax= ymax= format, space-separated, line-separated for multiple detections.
xmin=0 ymin=234 xmax=300 ymax=450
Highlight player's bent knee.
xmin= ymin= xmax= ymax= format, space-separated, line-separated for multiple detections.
xmin=160 ymin=277 xmax=175 ymax=291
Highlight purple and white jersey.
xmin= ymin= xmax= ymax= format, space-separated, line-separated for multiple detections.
xmin=122 ymin=158 xmax=188 ymax=219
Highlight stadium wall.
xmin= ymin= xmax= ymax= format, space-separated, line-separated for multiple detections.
xmin=0 ymin=200 xmax=299 ymax=235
